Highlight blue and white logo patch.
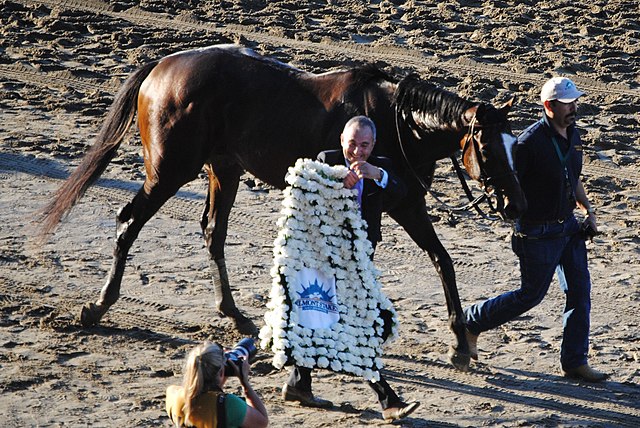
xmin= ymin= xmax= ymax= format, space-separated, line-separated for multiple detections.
xmin=293 ymin=268 xmax=339 ymax=329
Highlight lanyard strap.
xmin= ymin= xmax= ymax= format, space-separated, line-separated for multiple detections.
xmin=550 ymin=136 xmax=570 ymax=168
xmin=551 ymin=136 xmax=576 ymax=206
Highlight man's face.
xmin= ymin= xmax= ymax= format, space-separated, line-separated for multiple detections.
xmin=340 ymin=124 xmax=375 ymax=164
xmin=546 ymin=99 xmax=578 ymax=129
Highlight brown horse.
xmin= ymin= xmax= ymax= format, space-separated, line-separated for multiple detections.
xmin=38 ymin=44 xmax=526 ymax=372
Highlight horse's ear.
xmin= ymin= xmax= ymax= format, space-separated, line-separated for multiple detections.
xmin=499 ymin=97 xmax=516 ymax=114
xmin=463 ymin=105 xmax=479 ymax=125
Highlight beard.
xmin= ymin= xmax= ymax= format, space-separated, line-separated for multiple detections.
xmin=563 ymin=113 xmax=577 ymax=127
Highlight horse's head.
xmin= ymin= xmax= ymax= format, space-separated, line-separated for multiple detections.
xmin=393 ymin=75 xmax=527 ymax=220
xmin=459 ymin=99 xmax=527 ymax=220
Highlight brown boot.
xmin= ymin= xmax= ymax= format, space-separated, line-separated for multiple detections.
xmin=563 ymin=364 xmax=609 ymax=382
xmin=282 ymin=384 xmax=333 ymax=408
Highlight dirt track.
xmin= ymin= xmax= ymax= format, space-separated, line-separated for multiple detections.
xmin=1 ymin=1 xmax=639 ymax=426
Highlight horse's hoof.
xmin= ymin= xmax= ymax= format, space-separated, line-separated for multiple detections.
xmin=234 ymin=315 xmax=259 ymax=337
xmin=448 ymin=345 xmax=471 ymax=372
xmin=224 ymin=310 xmax=258 ymax=336
xmin=80 ymin=303 xmax=104 ymax=328
xmin=218 ymin=306 xmax=259 ymax=336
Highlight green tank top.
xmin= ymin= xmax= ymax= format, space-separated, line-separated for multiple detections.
xmin=166 ymin=384 xmax=247 ymax=428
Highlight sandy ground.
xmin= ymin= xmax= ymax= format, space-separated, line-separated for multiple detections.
xmin=1 ymin=0 xmax=639 ymax=426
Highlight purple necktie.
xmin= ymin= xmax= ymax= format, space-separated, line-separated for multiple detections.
xmin=355 ymin=179 xmax=363 ymax=209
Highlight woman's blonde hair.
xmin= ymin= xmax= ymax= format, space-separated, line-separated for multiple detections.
xmin=182 ymin=342 xmax=225 ymax=421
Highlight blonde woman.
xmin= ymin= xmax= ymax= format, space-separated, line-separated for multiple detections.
xmin=166 ymin=342 xmax=268 ymax=428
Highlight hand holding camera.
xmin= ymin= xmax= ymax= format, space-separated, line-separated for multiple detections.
xmin=228 ymin=356 xmax=251 ymax=385
xmin=223 ymin=338 xmax=258 ymax=378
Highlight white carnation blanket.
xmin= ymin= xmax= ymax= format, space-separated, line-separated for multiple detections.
xmin=259 ymin=158 xmax=398 ymax=382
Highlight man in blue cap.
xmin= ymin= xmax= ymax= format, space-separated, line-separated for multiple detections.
xmin=462 ymin=77 xmax=608 ymax=382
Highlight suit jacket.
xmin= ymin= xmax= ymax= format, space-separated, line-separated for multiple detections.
xmin=317 ymin=150 xmax=406 ymax=248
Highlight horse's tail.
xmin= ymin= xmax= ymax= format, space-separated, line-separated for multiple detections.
xmin=37 ymin=60 xmax=159 ymax=241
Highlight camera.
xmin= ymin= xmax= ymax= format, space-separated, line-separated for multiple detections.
xmin=224 ymin=338 xmax=257 ymax=376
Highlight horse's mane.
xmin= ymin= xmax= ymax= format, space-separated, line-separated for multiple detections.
xmin=327 ymin=65 xmax=397 ymax=115
xmin=394 ymin=74 xmax=475 ymax=130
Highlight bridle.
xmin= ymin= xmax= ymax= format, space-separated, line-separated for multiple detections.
xmin=395 ymin=105 xmax=515 ymax=220
xmin=458 ymin=115 xmax=516 ymax=219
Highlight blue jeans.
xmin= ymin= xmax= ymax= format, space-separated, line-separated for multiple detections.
xmin=464 ymin=215 xmax=591 ymax=370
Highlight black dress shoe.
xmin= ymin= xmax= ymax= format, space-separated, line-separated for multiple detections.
xmin=382 ymin=401 xmax=420 ymax=422
xmin=282 ymin=384 xmax=333 ymax=408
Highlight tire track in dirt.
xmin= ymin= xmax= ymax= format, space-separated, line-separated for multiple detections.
xmin=375 ymin=243 xmax=507 ymax=286
xmin=0 ymin=62 xmax=121 ymax=93
xmin=383 ymin=354 xmax=640 ymax=427
xmin=0 ymin=268 xmax=201 ymax=343
xmin=6 ymin=259 xmax=637 ymax=427
xmin=0 ymin=166 xmax=489 ymax=292
xmin=14 ymin=0 xmax=640 ymax=99
xmin=1 ymin=152 xmax=635 ymax=302
xmin=1 ymin=260 xmax=252 ymax=357
xmin=584 ymin=160 xmax=640 ymax=184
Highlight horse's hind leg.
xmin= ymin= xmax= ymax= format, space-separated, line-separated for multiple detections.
xmin=200 ymin=163 xmax=257 ymax=335
xmin=80 ymin=179 xmax=183 ymax=327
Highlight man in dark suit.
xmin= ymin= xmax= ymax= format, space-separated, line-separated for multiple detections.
xmin=317 ymin=117 xmax=406 ymax=251
xmin=282 ymin=116 xmax=419 ymax=422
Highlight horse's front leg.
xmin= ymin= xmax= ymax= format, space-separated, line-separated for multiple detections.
xmin=201 ymin=164 xmax=257 ymax=336
xmin=389 ymin=201 xmax=470 ymax=371
xmin=427 ymin=239 xmax=471 ymax=372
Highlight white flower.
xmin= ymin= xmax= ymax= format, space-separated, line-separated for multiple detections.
xmin=260 ymin=159 xmax=399 ymax=380
xmin=273 ymin=352 xmax=288 ymax=369
xmin=316 ymin=347 xmax=328 ymax=356
xmin=317 ymin=356 xmax=330 ymax=368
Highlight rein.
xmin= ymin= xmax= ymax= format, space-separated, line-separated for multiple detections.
xmin=394 ymin=105 xmax=503 ymax=220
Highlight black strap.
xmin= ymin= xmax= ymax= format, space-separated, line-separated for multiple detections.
xmin=216 ymin=393 xmax=226 ymax=428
